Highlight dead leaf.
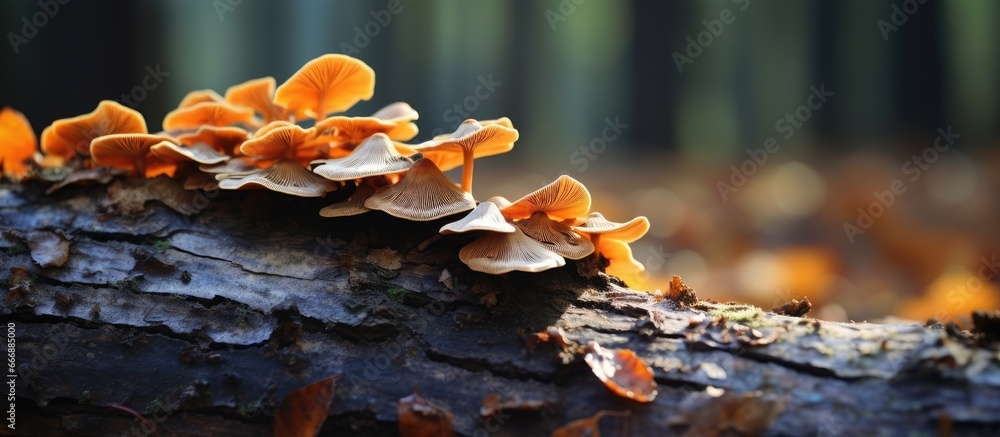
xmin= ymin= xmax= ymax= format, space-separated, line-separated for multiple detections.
xmin=366 ymin=248 xmax=402 ymax=270
xmin=45 ymin=166 xmax=127 ymax=194
xmin=671 ymin=392 xmax=786 ymax=437
xmin=398 ymin=391 xmax=455 ymax=437
xmin=551 ymin=410 xmax=631 ymax=437
xmin=6 ymin=266 xmax=33 ymax=306
xmin=5 ymin=230 xmax=70 ymax=267
xmin=104 ymin=176 xmax=201 ymax=216
xmin=583 ymin=342 xmax=657 ymax=402
xmin=274 ymin=375 xmax=339 ymax=437
xmin=526 ymin=326 xmax=573 ymax=351
xmin=438 ymin=269 xmax=454 ymax=289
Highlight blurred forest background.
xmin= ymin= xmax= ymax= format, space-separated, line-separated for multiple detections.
xmin=2 ymin=0 xmax=998 ymax=325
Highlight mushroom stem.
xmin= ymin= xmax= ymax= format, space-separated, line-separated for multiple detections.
xmin=460 ymin=150 xmax=475 ymax=193
xmin=590 ymin=234 xmax=602 ymax=254
xmin=316 ymin=98 xmax=326 ymax=122
xmin=134 ymin=156 xmax=146 ymax=178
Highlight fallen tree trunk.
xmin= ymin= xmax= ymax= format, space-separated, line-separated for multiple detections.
xmin=2 ymin=179 xmax=999 ymax=436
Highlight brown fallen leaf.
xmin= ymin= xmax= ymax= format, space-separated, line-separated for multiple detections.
xmin=104 ymin=176 xmax=201 ymax=216
xmin=398 ymin=391 xmax=455 ymax=437
xmin=584 ymin=342 xmax=657 ymax=402
xmin=6 ymin=266 xmax=34 ymax=306
xmin=551 ymin=410 xmax=631 ymax=437
xmin=5 ymin=230 xmax=70 ymax=268
xmin=45 ymin=166 xmax=127 ymax=194
xmin=366 ymin=248 xmax=402 ymax=270
xmin=670 ymin=391 xmax=786 ymax=437
xmin=526 ymin=326 xmax=573 ymax=351
xmin=274 ymin=375 xmax=339 ymax=437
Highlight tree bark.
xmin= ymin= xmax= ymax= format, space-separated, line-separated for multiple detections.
xmin=2 ymin=178 xmax=999 ymax=436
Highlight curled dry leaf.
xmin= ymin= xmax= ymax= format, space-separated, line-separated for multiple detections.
xmin=104 ymin=176 xmax=200 ymax=216
xmin=551 ymin=410 xmax=631 ymax=437
xmin=526 ymin=326 xmax=573 ymax=351
xmin=583 ymin=342 xmax=657 ymax=402
xmin=5 ymin=230 xmax=70 ymax=268
xmin=365 ymin=248 xmax=402 ymax=270
xmin=398 ymin=391 xmax=455 ymax=437
xmin=45 ymin=166 xmax=128 ymax=194
xmin=274 ymin=375 xmax=339 ymax=437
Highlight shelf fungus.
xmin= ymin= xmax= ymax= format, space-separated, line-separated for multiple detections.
xmin=176 ymin=126 xmax=250 ymax=156
xmin=312 ymin=133 xmax=414 ymax=181
xmin=574 ymin=212 xmax=651 ymax=282
xmin=224 ymin=77 xmax=289 ymax=125
xmin=219 ymin=124 xmax=335 ymax=197
xmin=176 ymin=89 xmax=225 ymax=108
xmin=515 ymin=211 xmax=595 ymax=260
xmin=414 ymin=119 xmax=518 ymax=193
xmin=162 ymin=102 xmax=256 ymax=132
xmin=440 ymin=200 xmax=516 ymax=235
xmin=502 ymin=175 xmax=592 ymax=221
xmin=364 ymin=158 xmax=475 ymax=221
xmin=0 ymin=107 xmax=37 ymax=180
xmin=459 ymin=228 xmax=566 ymax=274
xmin=89 ymin=134 xmax=180 ymax=178
xmin=314 ymin=102 xmax=419 ymax=157
xmin=274 ymin=54 xmax=375 ymax=122
xmin=7 ymin=52 xmax=652 ymax=286
xmin=41 ymin=100 xmax=147 ymax=160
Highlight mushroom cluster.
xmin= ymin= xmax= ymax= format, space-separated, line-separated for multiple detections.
xmin=0 ymin=54 xmax=650 ymax=283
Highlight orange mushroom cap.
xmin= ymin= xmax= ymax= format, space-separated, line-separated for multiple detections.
xmin=162 ymin=102 xmax=255 ymax=131
xmin=313 ymin=103 xmax=420 ymax=155
xmin=502 ymin=175 xmax=592 ymax=221
xmin=90 ymin=133 xmax=176 ymax=178
xmin=239 ymin=124 xmax=319 ymax=167
xmin=177 ymin=89 xmax=225 ymax=108
xmin=598 ymin=239 xmax=646 ymax=285
xmin=0 ymin=107 xmax=37 ymax=180
xmin=225 ymin=77 xmax=289 ymax=124
xmin=42 ymin=100 xmax=147 ymax=159
xmin=177 ymin=126 xmax=250 ymax=155
xmin=413 ymin=119 xmax=518 ymax=193
xmin=573 ymin=212 xmax=650 ymax=244
xmin=273 ymin=54 xmax=376 ymax=121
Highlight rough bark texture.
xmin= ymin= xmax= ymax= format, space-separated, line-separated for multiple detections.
xmin=2 ymin=179 xmax=1000 ymax=436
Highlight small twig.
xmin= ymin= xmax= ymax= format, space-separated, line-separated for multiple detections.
xmin=417 ymin=234 xmax=442 ymax=252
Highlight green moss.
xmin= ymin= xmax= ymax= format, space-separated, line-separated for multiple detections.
xmin=144 ymin=398 xmax=166 ymax=415
xmin=115 ymin=276 xmax=143 ymax=290
xmin=696 ymin=302 xmax=768 ymax=329
xmin=78 ymin=390 xmax=92 ymax=405
xmin=5 ymin=245 xmax=28 ymax=256
xmin=387 ymin=287 xmax=405 ymax=300
xmin=238 ymin=401 xmax=263 ymax=417
xmin=152 ymin=240 xmax=171 ymax=251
